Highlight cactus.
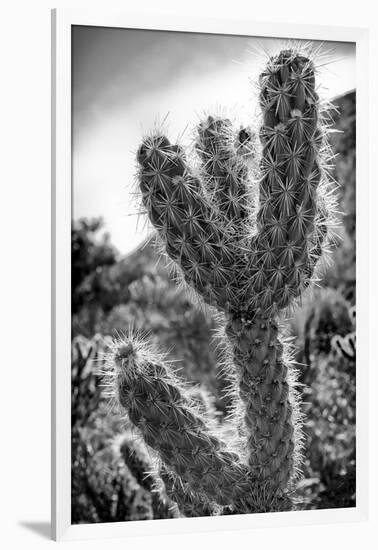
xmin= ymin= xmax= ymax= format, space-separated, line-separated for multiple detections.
xmin=120 ymin=434 xmax=181 ymax=519
xmin=108 ymin=46 xmax=337 ymax=515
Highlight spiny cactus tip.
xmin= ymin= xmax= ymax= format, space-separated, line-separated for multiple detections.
xmin=116 ymin=342 xmax=134 ymax=360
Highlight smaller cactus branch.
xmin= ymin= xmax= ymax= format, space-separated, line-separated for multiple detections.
xmin=243 ymin=50 xmax=334 ymax=313
xmin=195 ymin=116 xmax=251 ymax=225
xmin=120 ymin=435 xmax=160 ymax=493
xmin=119 ymin=435 xmax=180 ymax=519
xmin=111 ymin=337 xmax=252 ymax=507
xmin=137 ymin=133 xmax=239 ymax=310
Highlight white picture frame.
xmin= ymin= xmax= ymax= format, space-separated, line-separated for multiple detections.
xmin=51 ymin=8 xmax=369 ymax=542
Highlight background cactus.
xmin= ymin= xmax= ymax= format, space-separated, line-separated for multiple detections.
xmin=106 ymin=46 xmax=340 ymax=516
xmin=332 ymin=305 xmax=356 ymax=360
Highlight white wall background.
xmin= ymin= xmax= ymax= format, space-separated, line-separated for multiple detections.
xmin=1 ymin=1 xmax=377 ymax=549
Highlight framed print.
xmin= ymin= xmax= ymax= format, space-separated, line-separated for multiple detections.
xmin=51 ymin=8 xmax=369 ymax=541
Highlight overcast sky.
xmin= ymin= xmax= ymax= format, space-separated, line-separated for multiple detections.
xmin=72 ymin=26 xmax=356 ymax=255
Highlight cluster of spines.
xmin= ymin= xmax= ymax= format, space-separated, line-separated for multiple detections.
xmin=137 ymin=134 xmax=240 ymax=311
xmin=195 ymin=115 xmax=252 ymax=227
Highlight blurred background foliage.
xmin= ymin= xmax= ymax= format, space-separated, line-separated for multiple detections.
xmin=71 ymin=91 xmax=356 ymax=523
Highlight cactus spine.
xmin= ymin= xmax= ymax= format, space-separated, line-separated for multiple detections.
xmin=109 ymin=47 xmax=336 ymax=515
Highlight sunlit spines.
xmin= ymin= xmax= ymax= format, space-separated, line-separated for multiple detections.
xmin=137 ymin=131 xmax=241 ymax=311
xmin=195 ymin=115 xmax=252 ymax=226
xmin=111 ymin=335 xmax=253 ymax=506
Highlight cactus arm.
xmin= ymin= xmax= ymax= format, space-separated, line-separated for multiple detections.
xmin=119 ymin=436 xmax=180 ymax=519
xmin=121 ymin=423 xmax=217 ymax=517
xmin=195 ymin=115 xmax=252 ymax=225
xmin=112 ymin=338 xmax=252 ymax=507
xmin=244 ymin=51 xmax=331 ymax=313
xmin=137 ymin=133 xmax=240 ymax=310
xmin=120 ymin=435 xmax=158 ymax=493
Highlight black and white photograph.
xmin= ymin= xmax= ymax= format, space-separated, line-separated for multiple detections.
xmin=71 ymin=25 xmax=356 ymax=524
